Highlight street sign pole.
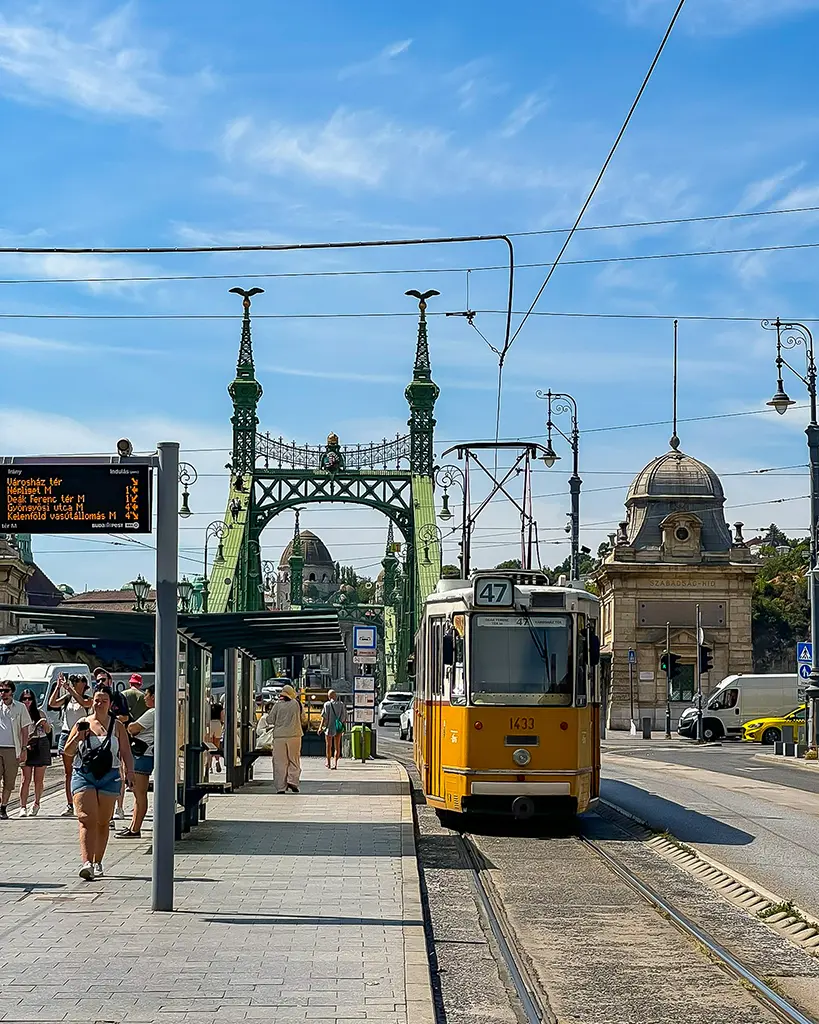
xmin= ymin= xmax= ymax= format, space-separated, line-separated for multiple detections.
xmin=628 ymin=649 xmax=635 ymax=725
xmin=665 ymin=621 xmax=672 ymax=739
xmin=152 ymin=442 xmax=179 ymax=913
xmin=696 ymin=604 xmax=703 ymax=744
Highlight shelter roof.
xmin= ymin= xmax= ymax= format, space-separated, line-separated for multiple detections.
xmin=0 ymin=604 xmax=345 ymax=660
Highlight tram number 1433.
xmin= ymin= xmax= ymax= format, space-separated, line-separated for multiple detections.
xmin=510 ymin=716 xmax=535 ymax=731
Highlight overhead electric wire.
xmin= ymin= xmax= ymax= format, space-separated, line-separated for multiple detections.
xmin=509 ymin=0 xmax=688 ymax=349
xmin=4 ymin=231 xmax=819 ymax=287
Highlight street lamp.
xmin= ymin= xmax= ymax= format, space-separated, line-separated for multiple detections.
xmin=536 ymin=389 xmax=582 ymax=581
xmin=419 ymin=523 xmax=444 ymax=567
xmin=130 ymin=574 xmax=151 ymax=612
xmin=763 ymin=316 xmax=819 ymax=750
xmin=203 ymin=520 xmax=229 ymax=614
xmin=435 ymin=465 xmax=465 ymax=570
xmin=178 ymin=463 xmax=198 ymax=519
xmin=177 ymin=576 xmax=194 ymax=613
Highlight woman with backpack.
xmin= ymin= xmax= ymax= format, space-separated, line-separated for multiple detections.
xmin=16 ymin=688 xmax=52 ymax=817
xmin=321 ymin=689 xmax=346 ymax=770
xmin=63 ymin=687 xmax=134 ymax=880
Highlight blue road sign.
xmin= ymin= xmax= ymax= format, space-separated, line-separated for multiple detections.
xmin=628 ymin=649 xmax=636 ymax=664
xmin=799 ymin=663 xmax=813 ymax=680
xmin=797 ymin=641 xmax=813 ymax=664
xmin=353 ymin=625 xmax=377 ymax=651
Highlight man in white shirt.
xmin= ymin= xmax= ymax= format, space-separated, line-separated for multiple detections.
xmin=0 ymin=681 xmax=30 ymax=819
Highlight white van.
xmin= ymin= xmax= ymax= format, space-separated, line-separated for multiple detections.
xmin=0 ymin=664 xmax=92 ymax=739
xmin=678 ymin=673 xmax=802 ymax=741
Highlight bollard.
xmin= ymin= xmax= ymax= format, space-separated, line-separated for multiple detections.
xmin=642 ymin=717 xmax=652 ymax=740
xmin=782 ymin=725 xmax=795 ymax=745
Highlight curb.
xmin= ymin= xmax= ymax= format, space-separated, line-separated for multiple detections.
xmin=754 ymin=752 xmax=819 ymax=772
xmin=394 ymin=760 xmax=437 ymax=1024
xmin=600 ymin=799 xmax=819 ymax=955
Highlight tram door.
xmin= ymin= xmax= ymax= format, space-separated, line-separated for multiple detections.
xmin=424 ymin=617 xmax=445 ymax=800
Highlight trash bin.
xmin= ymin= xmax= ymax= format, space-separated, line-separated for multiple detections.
xmin=351 ymin=724 xmax=372 ymax=761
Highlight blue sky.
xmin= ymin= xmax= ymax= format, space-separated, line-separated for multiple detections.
xmin=2 ymin=0 xmax=819 ymax=589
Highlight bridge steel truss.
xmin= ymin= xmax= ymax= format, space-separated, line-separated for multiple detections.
xmin=210 ymin=288 xmax=442 ymax=685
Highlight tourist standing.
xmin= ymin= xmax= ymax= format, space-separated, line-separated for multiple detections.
xmin=321 ymin=689 xmax=347 ymax=770
xmin=63 ymin=687 xmax=134 ymax=879
xmin=115 ymin=685 xmax=155 ymax=839
xmin=263 ymin=684 xmax=303 ymax=794
xmin=93 ymin=668 xmax=130 ymax=822
xmin=49 ymin=673 xmax=92 ymax=816
xmin=209 ymin=698 xmax=225 ymax=774
xmin=121 ymin=673 xmax=147 ymax=721
xmin=0 ymin=682 xmax=29 ymax=820
xmin=17 ymin=689 xmax=52 ymax=817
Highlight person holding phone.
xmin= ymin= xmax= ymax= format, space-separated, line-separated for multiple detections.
xmin=16 ymin=689 xmax=51 ymax=817
xmin=49 ymin=673 xmax=92 ymax=817
xmin=63 ymin=687 xmax=134 ymax=880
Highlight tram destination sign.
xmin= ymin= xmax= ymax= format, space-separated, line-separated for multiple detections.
xmin=0 ymin=464 xmax=152 ymax=534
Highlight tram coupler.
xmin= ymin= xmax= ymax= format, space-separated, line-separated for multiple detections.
xmin=511 ymin=796 xmax=535 ymax=820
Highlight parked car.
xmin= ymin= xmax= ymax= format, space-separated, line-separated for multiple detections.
xmin=743 ymin=706 xmax=806 ymax=745
xmin=678 ymin=673 xmax=802 ymax=741
xmin=398 ymin=698 xmax=415 ymax=741
xmin=377 ymin=690 xmax=413 ymax=726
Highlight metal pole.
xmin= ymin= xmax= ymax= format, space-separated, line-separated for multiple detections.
xmin=628 ymin=655 xmax=635 ymax=724
xmin=202 ymin=533 xmax=210 ymax=615
xmin=665 ymin=620 xmax=672 ymax=739
xmin=153 ymin=441 xmax=179 ymax=912
xmin=223 ymin=648 xmax=236 ymax=786
xmin=807 ymin=421 xmax=819 ymax=750
xmin=569 ymin=417 xmax=581 ymax=582
xmin=696 ymin=604 xmax=703 ymax=744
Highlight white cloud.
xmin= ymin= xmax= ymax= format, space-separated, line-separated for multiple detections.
xmin=737 ymin=164 xmax=805 ymax=211
xmin=0 ymin=252 xmax=164 ymax=295
xmin=0 ymin=330 xmax=162 ymax=358
xmin=338 ymin=38 xmax=412 ymax=79
xmin=222 ymin=107 xmax=567 ymax=193
xmin=615 ymin=0 xmax=819 ymax=33
xmin=499 ymin=93 xmax=548 ymax=138
xmin=0 ymin=6 xmax=207 ymax=117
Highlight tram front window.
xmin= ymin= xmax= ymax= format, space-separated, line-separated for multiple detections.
xmin=470 ymin=614 xmax=573 ymax=706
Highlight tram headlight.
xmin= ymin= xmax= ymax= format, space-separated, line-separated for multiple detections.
xmin=512 ymin=748 xmax=531 ymax=767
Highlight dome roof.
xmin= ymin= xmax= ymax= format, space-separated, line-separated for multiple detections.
xmin=624 ymin=444 xmax=732 ymax=554
xmin=627 ymin=449 xmax=724 ymax=503
xmin=278 ymin=530 xmax=334 ymax=567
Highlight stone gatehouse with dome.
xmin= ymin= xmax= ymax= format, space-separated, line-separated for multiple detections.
xmin=591 ymin=436 xmax=757 ymax=731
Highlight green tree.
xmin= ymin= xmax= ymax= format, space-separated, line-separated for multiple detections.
xmin=441 ymin=564 xmax=461 ymax=578
xmin=494 ymin=559 xmax=522 ymax=570
xmin=752 ymin=535 xmax=810 ymax=671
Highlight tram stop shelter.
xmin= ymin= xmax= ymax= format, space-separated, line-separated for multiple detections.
xmin=0 ymin=603 xmax=346 ymax=831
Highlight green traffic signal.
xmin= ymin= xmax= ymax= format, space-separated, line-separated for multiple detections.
xmin=660 ymin=650 xmax=682 ymax=679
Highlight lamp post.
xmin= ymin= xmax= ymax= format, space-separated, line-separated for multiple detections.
xmin=536 ymin=389 xmax=582 ymax=582
xmin=203 ymin=520 xmax=229 ymax=614
xmin=764 ymin=318 xmax=819 ymax=750
xmin=418 ymin=522 xmax=444 ymax=570
xmin=178 ymin=463 xmax=198 ymax=519
xmin=177 ymin=576 xmax=194 ymax=613
xmin=435 ymin=465 xmax=465 ymax=575
xmin=130 ymin=574 xmax=151 ymax=612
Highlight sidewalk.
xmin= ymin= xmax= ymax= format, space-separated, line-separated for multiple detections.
xmin=0 ymin=757 xmax=434 ymax=1024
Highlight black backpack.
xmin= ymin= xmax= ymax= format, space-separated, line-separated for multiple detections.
xmin=79 ymin=714 xmax=117 ymax=780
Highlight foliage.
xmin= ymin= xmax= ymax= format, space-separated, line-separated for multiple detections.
xmin=751 ymin=530 xmax=809 ymax=671
xmin=441 ymin=564 xmax=461 ymax=578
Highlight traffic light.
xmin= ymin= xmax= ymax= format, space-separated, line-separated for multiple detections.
xmin=699 ymin=645 xmax=714 ymax=674
xmin=660 ymin=651 xmax=682 ymax=679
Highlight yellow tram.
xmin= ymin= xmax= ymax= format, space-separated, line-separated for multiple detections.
xmin=413 ymin=570 xmax=601 ymax=820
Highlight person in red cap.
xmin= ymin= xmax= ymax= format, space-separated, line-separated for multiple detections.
xmin=121 ymin=674 xmax=147 ymax=722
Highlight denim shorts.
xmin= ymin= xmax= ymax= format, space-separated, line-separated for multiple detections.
xmin=57 ymin=730 xmax=70 ymax=754
xmin=133 ymin=755 xmax=154 ymax=776
xmin=71 ymin=767 xmax=121 ymax=795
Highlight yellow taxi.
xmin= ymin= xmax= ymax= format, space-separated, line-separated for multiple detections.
xmin=742 ymin=706 xmax=805 ymax=745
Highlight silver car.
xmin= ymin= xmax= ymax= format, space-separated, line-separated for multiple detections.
xmin=399 ymin=698 xmax=415 ymax=741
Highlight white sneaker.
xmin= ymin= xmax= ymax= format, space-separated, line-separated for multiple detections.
xmin=79 ymin=862 xmax=93 ymax=881
xmin=30 ymin=805 xmax=39 ymax=817
xmin=113 ymin=807 xmax=125 ymax=820
xmin=16 ymin=807 xmax=27 ymax=818
xmin=60 ymin=805 xmax=74 ymax=817
xmin=93 ymin=862 xmax=104 ymax=878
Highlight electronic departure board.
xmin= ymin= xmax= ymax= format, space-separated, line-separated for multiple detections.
xmin=0 ymin=464 xmax=152 ymax=534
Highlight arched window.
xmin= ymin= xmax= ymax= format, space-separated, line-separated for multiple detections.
xmin=321 ymin=574 xmax=328 ymax=582
xmin=308 ymin=573 xmax=316 ymax=582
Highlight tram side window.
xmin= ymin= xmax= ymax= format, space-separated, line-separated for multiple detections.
xmin=429 ymin=617 xmax=445 ymax=697
xmin=576 ymin=626 xmax=588 ymax=707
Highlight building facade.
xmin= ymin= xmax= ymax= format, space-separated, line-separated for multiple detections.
xmin=591 ymin=439 xmax=756 ymax=730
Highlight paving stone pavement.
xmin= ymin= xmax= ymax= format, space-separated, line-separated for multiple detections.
xmin=0 ymin=757 xmax=434 ymax=1024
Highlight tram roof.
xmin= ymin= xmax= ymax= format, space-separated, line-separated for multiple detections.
xmin=0 ymin=604 xmax=346 ymax=660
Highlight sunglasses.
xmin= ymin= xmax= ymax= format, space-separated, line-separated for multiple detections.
xmin=0 ymin=689 xmax=11 ymax=694
xmin=22 ymin=696 xmax=34 ymax=701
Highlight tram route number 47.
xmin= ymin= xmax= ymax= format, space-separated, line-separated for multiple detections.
xmin=474 ymin=576 xmax=514 ymax=607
